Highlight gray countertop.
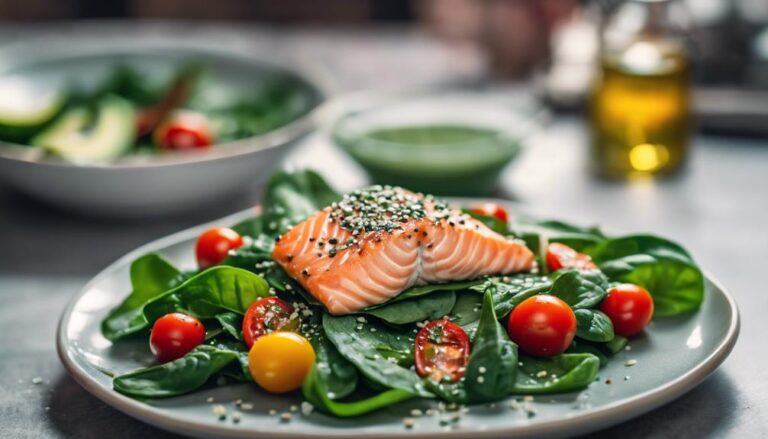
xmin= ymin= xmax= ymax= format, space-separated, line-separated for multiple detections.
xmin=1 ymin=23 xmax=768 ymax=439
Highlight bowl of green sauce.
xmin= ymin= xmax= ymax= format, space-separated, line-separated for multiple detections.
xmin=331 ymin=92 xmax=541 ymax=195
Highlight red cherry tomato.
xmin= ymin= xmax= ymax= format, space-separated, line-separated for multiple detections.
xmin=195 ymin=227 xmax=244 ymax=269
xmin=414 ymin=320 xmax=471 ymax=383
xmin=507 ymin=295 xmax=577 ymax=357
xmin=601 ymin=284 xmax=654 ymax=337
xmin=149 ymin=313 xmax=206 ymax=363
xmin=471 ymin=203 xmax=509 ymax=223
xmin=546 ymin=243 xmax=597 ymax=272
xmin=242 ymin=297 xmax=299 ymax=348
xmin=154 ymin=111 xmax=213 ymax=150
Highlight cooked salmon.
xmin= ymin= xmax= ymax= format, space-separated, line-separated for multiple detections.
xmin=272 ymin=186 xmax=535 ymax=314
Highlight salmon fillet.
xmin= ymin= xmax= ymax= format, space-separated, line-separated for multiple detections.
xmin=272 ymin=186 xmax=534 ymax=314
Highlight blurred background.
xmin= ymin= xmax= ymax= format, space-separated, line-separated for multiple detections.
xmin=1 ymin=1 xmax=767 ymax=438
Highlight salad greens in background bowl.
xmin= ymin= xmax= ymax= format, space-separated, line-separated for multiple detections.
xmin=57 ymin=169 xmax=739 ymax=438
xmin=0 ymin=38 xmax=326 ymax=215
xmin=330 ymin=91 xmax=544 ymax=196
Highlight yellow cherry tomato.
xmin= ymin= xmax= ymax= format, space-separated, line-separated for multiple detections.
xmin=247 ymin=332 xmax=315 ymax=393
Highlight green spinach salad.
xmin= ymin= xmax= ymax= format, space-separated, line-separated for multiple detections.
xmin=0 ymin=63 xmax=313 ymax=165
xmin=101 ymin=170 xmax=704 ymax=419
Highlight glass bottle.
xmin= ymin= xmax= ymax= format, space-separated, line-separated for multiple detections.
xmin=590 ymin=0 xmax=691 ymax=178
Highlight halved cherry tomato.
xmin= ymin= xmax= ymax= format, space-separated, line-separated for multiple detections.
xmin=195 ymin=227 xmax=244 ymax=269
xmin=471 ymin=203 xmax=509 ymax=223
xmin=507 ymin=295 xmax=576 ymax=357
xmin=546 ymin=242 xmax=597 ymax=272
xmin=414 ymin=320 xmax=471 ymax=382
xmin=242 ymin=297 xmax=299 ymax=348
xmin=149 ymin=313 xmax=206 ymax=363
xmin=601 ymin=283 xmax=654 ymax=337
xmin=154 ymin=111 xmax=213 ymax=150
xmin=248 ymin=332 xmax=315 ymax=393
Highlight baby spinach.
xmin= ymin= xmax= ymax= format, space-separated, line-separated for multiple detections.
xmin=574 ymin=309 xmax=614 ymax=342
xmin=322 ymin=314 xmax=431 ymax=398
xmin=470 ymin=274 xmax=552 ymax=317
xmin=311 ymin=333 xmax=359 ymax=400
xmin=426 ymin=292 xmax=518 ymax=403
xmin=514 ymin=353 xmax=600 ymax=394
xmin=214 ymin=312 xmax=243 ymax=341
xmin=222 ymin=234 xmax=274 ymax=270
xmin=102 ymin=253 xmax=182 ymax=341
xmin=377 ymin=279 xmax=484 ymax=305
xmin=302 ymin=366 xmax=415 ymax=417
xmin=512 ymin=217 xmax=605 ymax=254
xmin=142 ymin=266 xmax=270 ymax=324
xmin=449 ymin=292 xmax=484 ymax=335
xmin=463 ymin=209 xmax=507 ymax=235
xmin=362 ymin=291 xmax=456 ymax=325
xmin=113 ymin=344 xmax=241 ymax=398
xmin=549 ymin=269 xmax=609 ymax=309
xmin=463 ymin=292 xmax=519 ymax=402
xmin=230 ymin=215 xmax=264 ymax=239
xmin=262 ymin=170 xmax=340 ymax=236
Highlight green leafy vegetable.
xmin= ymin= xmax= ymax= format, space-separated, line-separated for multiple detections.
xmin=470 ymin=275 xmax=552 ymax=317
xmin=102 ymin=253 xmax=182 ymax=341
xmin=309 ymin=329 xmax=359 ymax=400
xmin=230 ymin=216 xmax=264 ymax=239
xmin=322 ymin=314 xmax=431 ymax=397
xmin=514 ymin=353 xmax=600 ymax=394
xmin=463 ymin=209 xmax=507 ymax=235
xmin=214 ymin=312 xmax=243 ymax=341
xmin=574 ymin=309 xmax=614 ymax=342
xmin=302 ymin=366 xmax=415 ymax=417
xmin=363 ymin=291 xmax=456 ymax=325
xmin=548 ymin=269 xmax=609 ymax=309
xmin=377 ymin=279 xmax=484 ymax=306
xmin=113 ymin=344 xmax=241 ymax=398
xmin=513 ymin=217 xmax=606 ymax=254
xmin=262 ymin=170 xmax=340 ymax=236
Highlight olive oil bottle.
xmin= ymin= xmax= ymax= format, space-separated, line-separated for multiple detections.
xmin=590 ymin=0 xmax=691 ymax=178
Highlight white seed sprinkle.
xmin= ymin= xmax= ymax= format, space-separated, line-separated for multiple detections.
xmin=477 ymin=376 xmax=485 ymax=384
xmin=625 ymin=359 xmax=637 ymax=367
xmin=206 ymin=396 xmax=214 ymax=403
xmin=410 ymin=409 xmax=423 ymax=417
xmin=231 ymin=411 xmax=242 ymax=423
xmin=536 ymin=370 xmax=548 ymax=378
xmin=290 ymin=405 xmax=299 ymax=412
xmin=403 ymin=417 xmax=415 ymax=429
xmin=478 ymin=366 xmax=487 ymax=373
xmin=31 ymin=377 xmax=43 ymax=384
xmin=268 ymin=409 xmax=277 ymax=416
xmin=212 ymin=404 xmax=227 ymax=419
xmin=523 ymin=395 xmax=534 ymax=402
xmin=240 ymin=403 xmax=254 ymax=410
xmin=280 ymin=412 xmax=292 ymax=423
xmin=301 ymin=401 xmax=314 ymax=416
xmin=356 ymin=316 xmax=367 ymax=323
xmin=625 ymin=345 xmax=632 ymax=351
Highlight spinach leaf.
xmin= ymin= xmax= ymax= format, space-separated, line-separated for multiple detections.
xmin=371 ymin=279 xmax=484 ymax=306
xmin=587 ymin=234 xmax=695 ymax=265
xmin=143 ymin=267 xmax=270 ymax=324
xmin=215 ymin=312 xmax=243 ymax=341
xmin=310 ymin=330 xmax=359 ymax=400
xmin=223 ymin=234 xmax=274 ymax=270
xmin=513 ymin=217 xmax=605 ymax=254
xmin=302 ymin=366 xmax=415 ymax=417
xmin=102 ymin=253 xmax=182 ymax=341
xmin=549 ymin=269 xmax=609 ymax=309
xmin=427 ymin=292 xmax=518 ymax=403
xmin=470 ymin=274 xmax=552 ymax=317
xmin=574 ymin=309 xmax=614 ymax=342
xmin=322 ymin=314 xmax=431 ymax=397
xmin=262 ymin=170 xmax=340 ymax=236
xmin=363 ymin=291 xmax=456 ymax=325
xmin=513 ymin=353 xmax=600 ymax=394
xmin=230 ymin=215 xmax=264 ymax=239
xmin=449 ymin=292 xmax=484 ymax=335
xmin=605 ymin=335 xmax=628 ymax=353
xmin=463 ymin=209 xmax=508 ymax=235
xmin=599 ymin=254 xmax=703 ymax=316
xmin=113 ymin=344 xmax=240 ymax=398
xmin=463 ymin=292 xmax=519 ymax=402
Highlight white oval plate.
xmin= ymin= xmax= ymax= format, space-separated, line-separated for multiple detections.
xmin=57 ymin=207 xmax=739 ymax=438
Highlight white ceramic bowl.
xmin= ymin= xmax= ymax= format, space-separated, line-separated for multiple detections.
xmin=0 ymin=39 xmax=326 ymax=216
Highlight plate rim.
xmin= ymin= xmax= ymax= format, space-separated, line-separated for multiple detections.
xmin=57 ymin=206 xmax=741 ymax=439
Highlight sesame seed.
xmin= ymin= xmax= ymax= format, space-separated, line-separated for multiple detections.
xmin=31 ymin=377 xmax=43 ymax=385
xmin=403 ymin=417 xmax=415 ymax=429
xmin=212 ymin=404 xmax=227 ymax=419
xmin=625 ymin=359 xmax=637 ymax=367
xmin=301 ymin=401 xmax=314 ymax=416
xmin=231 ymin=411 xmax=242 ymax=423
xmin=280 ymin=413 xmax=292 ymax=423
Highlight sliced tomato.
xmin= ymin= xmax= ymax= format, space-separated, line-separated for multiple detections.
xmin=546 ymin=242 xmax=597 ymax=272
xmin=154 ymin=111 xmax=213 ymax=150
xmin=414 ymin=320 xmax=470 ymax=383
xmin=242 ymin=297 xmax=299 ymax=348
xmin=470 ymin=203 xmax=509 ymax=223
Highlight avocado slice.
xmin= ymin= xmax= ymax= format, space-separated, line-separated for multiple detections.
xmin=0 ymin=86 xmax=65 ymax=143
xmin=32 ymin=94 xmax=135 ymax=165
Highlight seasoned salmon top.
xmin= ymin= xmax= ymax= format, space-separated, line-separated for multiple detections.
xmin=272 ymin=186 xmax=534 ymax=314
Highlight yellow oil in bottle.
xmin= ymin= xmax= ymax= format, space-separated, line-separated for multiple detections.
xmin=590 ymin=40 xmax=690 ymax=178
